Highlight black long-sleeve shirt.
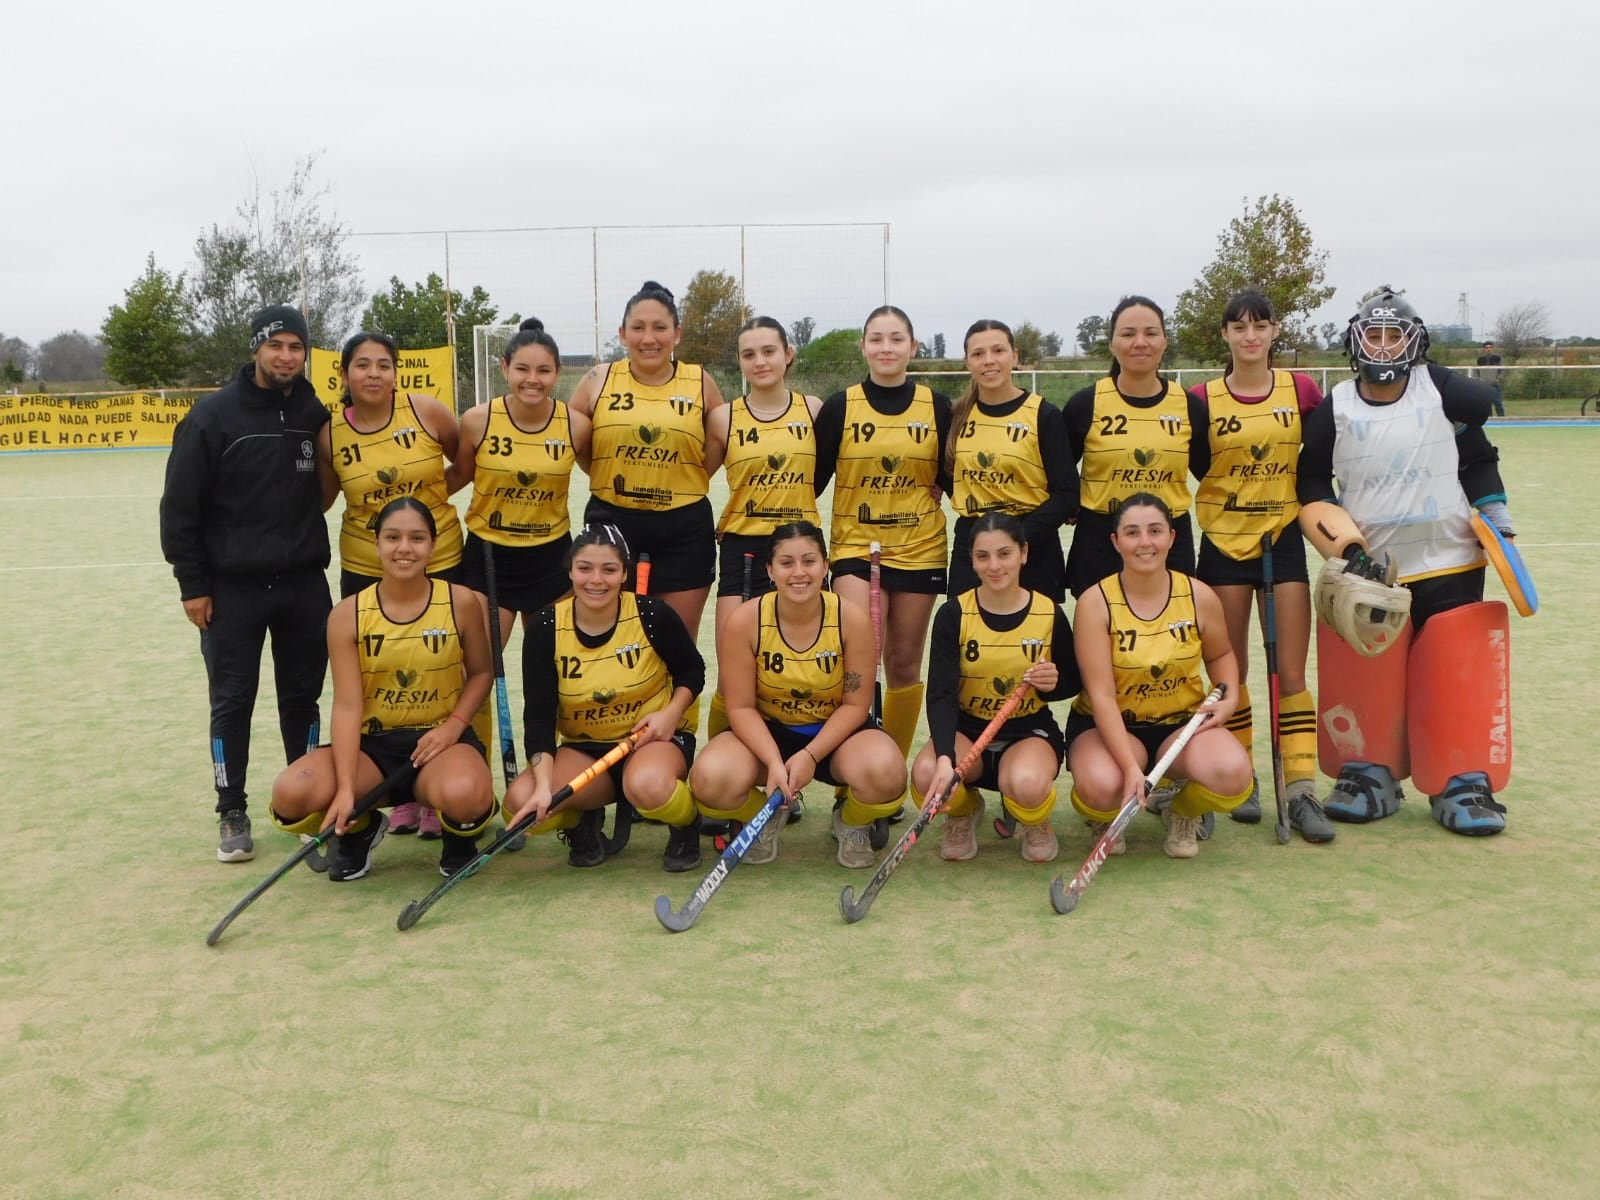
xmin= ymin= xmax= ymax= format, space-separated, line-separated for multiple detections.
xmin=814 ymin=378 xmax=954 ymax=497
xmin=925 ymin=595 xmax=1079 ymax=760
xmin=521 ymin=594 xmax=706 ymax=757
xmin=158 ymin=364 xmax=331 ymax=599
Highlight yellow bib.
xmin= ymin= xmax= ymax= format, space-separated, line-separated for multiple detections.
xmin=954 ymin=589 xmax=1053 ymax=723
xmin=752 ymin=591 xmax=846 ymax=726
xmin=552 ymin=592 xmax=691 ymax=742
xmin=718 ymin=392 xmax=822 ymax=536
xmin=332 ymin=392 xmax=464 ymax=576
xmin=589 ymin=360 xmax=708 ymax=511
xmin=1192 ymin=372 xmax=1301 ymax=558
xmin=357 ymin=579 xmax=463 ymax=731
xmin=829 ymin=384 xmax=946 ymax=569
xmin=1073 ymin=571 xmax=1205 ymax=724
xmin=951 ymin=393 xmax=1050 ymax=518
xmin=1078 ymin=377 xmax=1191 ymax=517
xmin=465 ymin=397 xmax=577 ymax=546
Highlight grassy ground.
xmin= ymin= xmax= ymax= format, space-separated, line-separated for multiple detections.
xmin=2 ymin=430 xmax=1597 ymax=1198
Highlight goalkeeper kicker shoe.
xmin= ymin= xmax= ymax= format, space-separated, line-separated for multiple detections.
xmin=1324 ymin=762 xmax=1404 ymax=823
xmin=1430 ymin=773 xmax=1507 ymax=836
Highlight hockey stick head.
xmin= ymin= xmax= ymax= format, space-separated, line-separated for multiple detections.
xmin=654 ymin=893 xmax=696 ymax=933
xmin=839 ymin=885 xmax=868 ymax=923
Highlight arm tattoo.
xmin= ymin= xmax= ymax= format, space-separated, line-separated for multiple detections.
xmin=528 ymin=752 xmax=544 ymax=770
xmin=843 ymin=671 xmax=862 ymax=695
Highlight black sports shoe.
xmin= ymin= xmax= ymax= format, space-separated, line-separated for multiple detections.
xmin=559 ymin=808 xmax=607 ymax=868
xmin=216 ymin=809 xmax=255 ymax=863
xmin=663 ymin=815 xmax=703 ymax=873
xmin=786 ymin=794 xmax=805 ymax=825
xmin=438 ymin=830 xmax=480 ymax=878
xmin=328 ymin=812 xmax=389 ymax=882
xmin=868 ymin=817 xmax=890 ymax=851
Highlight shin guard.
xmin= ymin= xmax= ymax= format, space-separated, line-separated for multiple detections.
xmin=881 ymin=683 xmax=924 ymax=759
xmin=1225 ymin=684 xmax=1253 ymax=755
xmin=1317 ymin=618 xmax=1411 ymax=779
xmin=1408 ymin=601 xmax=1511 ymax=795
xmin=271 ymin=807 xmax=326 ymax=837
xmin=1278 ymin=688 xmax=1317 ymax=786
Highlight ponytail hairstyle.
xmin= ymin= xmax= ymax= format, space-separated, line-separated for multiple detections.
xmin=947 ymin=319 xmax=1015 ymax=478
xmin=374 ymin=495 xmax=437 ymax=539
xmin=738 ymin=315 xmax=792 ymax=378
xmin=338 ymin=330 xmax=399 ymax=405
xmin=502 ymin=316 xmax=561 ymax=365
xmin=566 ymin=522 xmax=633 ymax=570
xmin=970 ymin=509 xmax=1027 ymax=549
xmin=1106 ymin=295 xmax=1166 ymax=383
xmin=623 ymin=280 xmax=679 ymax=326
xmin=766 ymin=519 xmax=828 ymax=564
xmin=1219 ymin=288 xmax=1278 ymax=373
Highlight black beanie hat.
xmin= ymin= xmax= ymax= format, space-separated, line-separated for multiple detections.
xmin=249 ymin=304 xmax=310 ymax=352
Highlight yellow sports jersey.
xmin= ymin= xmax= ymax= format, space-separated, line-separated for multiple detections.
xmin=589 ymin=360 xmax=708 ymax=511
xmin=830 ymin=384 xmax=946 ymax=569
xmin=955 ymin=589 xmax=1053 ymax=723
xmin=753 ymin=591 xmax=846 ymax=727
xmin=1078 ymin=377 xmax=1192 ymax=517
xmin=951 ymin=393 xmax=1049 ymax=519
xmin=553 ymin=592 xmax=692 ymax=742
xmin=718 ymin=392 xmax=821 ymax=536
xmin=332 ymin=392 xmax=465 ymax=576
xmin=1193 ymin=373 xmax=1301 ymax=559
xmin=357 ymin=579 xmax=463 ymax=732
xmin=1072 ymin=571 xmax=1205 ymax=724
xmin=464 ymin=397 xmax=577 ymax=547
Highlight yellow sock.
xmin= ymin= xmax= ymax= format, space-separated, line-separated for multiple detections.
xmin=1172 ymin=777 xmax=1255 ymax=818
xmin=706 ymin=692 xmax=731 ymax=739
xmin=1278 ymin=688 xmax=1316 ymax=786
xmin=841 ymin=787 xmax=906 ymax=825
xmin=271 ymin=807 xmax=326 ymax=837
xmin=694 ymin=786 xmax=768 ymax=825
xmin=636 ymin=778 xmax=698 ymax=827
xmin=881 ymin=682 xmax=924 ymax=759
xmin=1003 ymin=786 xmax=1057 ymax=826
xmin=471 ymin=694 xmax=494 ymax=768
xmin=499 ymin=794 xmax=577 ymax=834
xmin=1225 ymin=684 xmax=1252 ymax=755
xmin=1069 ymin=787 xmax=1121 ymax=825
xmin=911 ymin=774 xmax=978 ymax=816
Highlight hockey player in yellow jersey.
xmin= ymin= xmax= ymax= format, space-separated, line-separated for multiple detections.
xmin=504 ymin=524 xmax=708 ymax=873
xmin=1065 ymin=493 xmax=1252 ymax=860
xmin=688 ymin=522 xmax=907 ymax=869
xmin=912 ymin=513 xmax=1080 ymax=864
xmin=269 ymin=498 xmax=497 ymax=882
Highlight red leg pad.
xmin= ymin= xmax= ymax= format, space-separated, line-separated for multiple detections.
xmin=1317 ymin=618 xmax=1411 ymax=778
xmin=1408 ymin=601 xmax=1511 ymax=795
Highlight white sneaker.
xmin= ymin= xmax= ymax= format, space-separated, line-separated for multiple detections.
xmin=1163 ymin=811 xmax=1201 ymax=859
xmin=832 ymin=809 xmax=875 ymax=869
xmin=1019 ymin=821 xmax=1059 ymax=863
xmin=940 ymin=797 xmax=985 ymax=862
xmin=744 ymin=811 xmax=783 ymax=865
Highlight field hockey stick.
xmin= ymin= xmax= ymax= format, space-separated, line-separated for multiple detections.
xmin=483 ymin=541 xmax=519 ymax=792
xmin=397 ymin=736 xmax=637 ymax=932
xmin=655 ymin=787 xmax=796 ymax=933
xmin=1049 ymin=684 xmax=1225 ymax=915
xmin=602 ymin=552 xmax=650 ymax=855
xmin=840 ymin=681 xmax=1033 ymax=924
xmin=300 ymin=720 xmax=331 ymax=872
xmin=868 ymin=541 xmax=884 ymax=722
xmin=708 ymin=551 xmax=764 ymax=852
xmin=635 ymin=552 xmax=652 ymax=595
xmin=206 ymin=763 xmax=415 ymax=946
xmin=1261 ymin=534 xmax=1290 ymax=845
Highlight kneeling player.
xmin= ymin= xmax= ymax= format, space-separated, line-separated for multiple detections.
xmin=1298 ymin=287 xmax=1516 ymax=835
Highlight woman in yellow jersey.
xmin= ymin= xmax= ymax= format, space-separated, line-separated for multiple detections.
xmin=1062 ymin=296 xmax=1205 ymax=598
xmin=946 ymin=319 xmax=1077 ymax=601
xmin=688 ymin=522 xmax=906 ymax=868
xmin=1187 ymin=289 xmax=1333 ymax=843
xmin=814 ymin=305 xmax=952 ymax=762
xmin=912 ymin=513 xmax=1080 ymax=864
xmin=323 ymin=331 xmax=465 ymax=599
xmin=269 ymin=498 xmax=497 ymax=882
xmin=449 ymin=317 xmax=593 ymax=634
xmin=700 ymin=316 xmax=823 ymax=742
xmin=504 ymin=524 xmax=707 ymax=873
xmin=1066 ymin=493 xmax=1251 ymax=860
xmin=568 ymin=281 xmax=726 ymax=641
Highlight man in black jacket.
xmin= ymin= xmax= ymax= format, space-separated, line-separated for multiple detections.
xmin=160 ymin=305 xmax=333 ymax=862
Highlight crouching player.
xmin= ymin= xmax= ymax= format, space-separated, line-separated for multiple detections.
xmin=1298 ymin=287 xmax=1517 ymax=835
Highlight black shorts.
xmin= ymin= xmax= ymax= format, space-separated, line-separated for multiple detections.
xmin=832 ymin=557 xmax=947 ymax=595
xmin=460 ymin=531 xmax=572 ymax=613
xmin=359 ymin=725 xmax=486 ymax=808
xmin=340 ymin=563 xmax=463 ymax=600
xmin=1196 ymin=523 xmax=1310 ymax=588
xmin=1408 ymin=567 xmax=1486 ymax=632
xmin=559 ymin=732 xmax=697 ymax=801
xmin=584 ymin=496 xmax=715 ymax=593
xmin=717 ymin=533 xmax=777 ymax=600
xmin=948 ymin=515 xmax=1067 ymax=601
xmin=764 ymin=714 xmax=884 ymax=787
xmin=967 ymin=725 xmax=1065 ymax=786
xmin=1064 ymin=708 xmax=1186 ymax=765
xmin=1065 ymin=507 xmax=1195 ymax=598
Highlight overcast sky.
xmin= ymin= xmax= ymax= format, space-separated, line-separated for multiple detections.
xmin=5 ymin=0 xmax=1594 ymax=355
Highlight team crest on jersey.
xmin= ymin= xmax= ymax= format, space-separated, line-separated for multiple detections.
xmin=907 ymin=420 xmax=931 ymax=444
xmin=1273 ymin=406 xmax=1295 ymax=428
xmin=667 ymin=394 xmax=694 ymax=415
xmin=1158 ymin=414 xmax=1183 ymax=435
xmin=395 ymin=669 xmax=418 ymax=688
xmin=544 ymin=439 xmax=568 ymax=458
xmin=393 ymin=426 xmax=419 ymax=449
xmin=614 ymin=642 xmax=642 ymax=669
xmin=786 ymin=421 xmax=810 ymax=439
xmin=815 ymin=649 xmax=841 ymax=673
xmin=1020 ymin=637 xmax=1045 ymax=662
xmin=422 ymin=628 xmax=449 ymax=653
xmin=1006 ymin=422 xmax=1029 ymax=443
xmin=1166 ymin=620 xmax=1197 ymax=643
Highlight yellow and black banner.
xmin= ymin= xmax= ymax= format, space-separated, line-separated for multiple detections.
xmin=0 ymin=391 xmax=197 ymax=452
xmin=309 ymin=345 xmax=456 ymax=414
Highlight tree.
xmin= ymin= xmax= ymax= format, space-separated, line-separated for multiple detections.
xmin=1040 ymin=331 xmax=1062 ymax=358
xmin=1076 ymin=315 xmax=1108 ymax=355
xmin=0 ymin=361 xmax=21 ymax=387
xmin=1492 ymin=301 xmax=1553 ymax=360
xmin=102 ymin=255 xmax=193 ymax=388
xmin=677 ymin=270 xmax=751 ymax=370
xmin=36 ymin=331 xmax=108 ymax=382
xmin=1014 ymin=322 xmax=1045 ymax=365
xmin=0 ymin=334 xmax=34 ymax=381
xmin=931 ymin=332 xmax=947 ymax=359
xmin=363 ymin=274 xmax=515 ymax=406
xmin=789 ymin=316 xmax=816 ymax=350
xmin=188 ymin=156 xmax=367 ymax=384
xmin=1172 ymin=194 xmax=1335 ymax=366
xmin=1320 ymin=321 xmax=1341 ymax=351
xmin=793 ymin=327 xmax=861 ymax=374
